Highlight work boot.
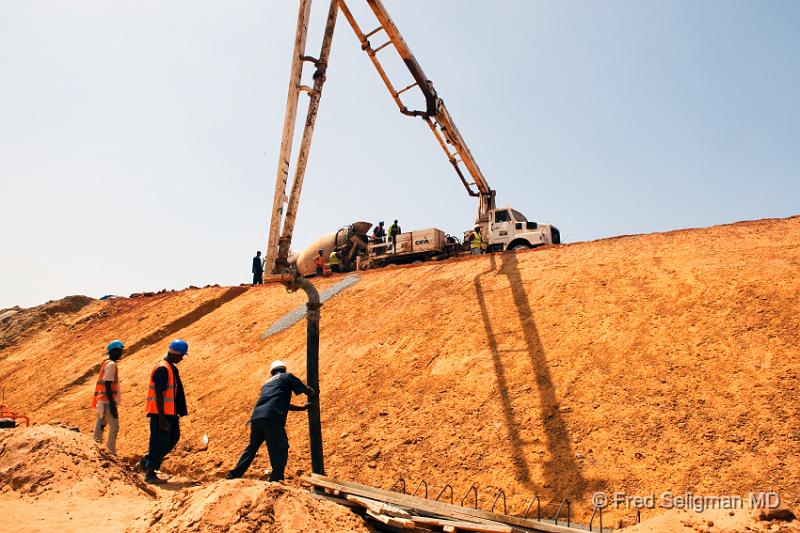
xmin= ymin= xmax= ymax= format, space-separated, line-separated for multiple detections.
xmin=225 ymin=472 xmax=241 ymax=480
xmin=145 ymin=470 xmax=164 ymax=484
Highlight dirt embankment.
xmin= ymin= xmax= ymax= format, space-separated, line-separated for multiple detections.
xmin=128 ymin=478 xmax=373 ymax=533
xmin=0 ymin=424 xmax=374 ymax=533
xmin=0 ymin=216 xmax=799 ymax=530
xmin=0 ymin=424 xmax=151 ymax=499
xmin=0 ymin=295 xmax=96 ymax=350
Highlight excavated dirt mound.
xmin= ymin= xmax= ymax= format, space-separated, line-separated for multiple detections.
xmin=0 ymin=295 xmax=95 ymax=350
xmin=0 ymin=424 xmax=152 ymax=499
xmin=127 ymin=479 xmax=373 ymax=533
xmin=1 ymin=215 xmax=799 ymax=528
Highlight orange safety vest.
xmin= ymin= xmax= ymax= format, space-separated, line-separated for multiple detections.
xmin=92 ymin=359 xmax=119 ymax=408
xmin=313 ymin=255 xmax=324 ymax=268
xmin=145 ymin=361 xmax=176 ymax=415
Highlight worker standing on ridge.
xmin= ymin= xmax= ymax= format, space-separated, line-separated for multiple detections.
xmin=226 ymin=360 xmax=314 ymax=481
xmin=371 ymin=221 xmax=385 ymax=242
xmin=139 ymin=339 xmax=189 ymax=484
xmin=313 ymin=248 xmax=325 ymax=277
xmin=252 ymin=251 xmax=264 ymax=285
xmin=92 ymin=340 xmax=124 ymax=455
xmin=329 ymin=249 xmax=341 ymax=273
xmin=468 ymin=226 xmax=483 ymax=255
xmin=388 ymin=219 xmax=401 ymax=253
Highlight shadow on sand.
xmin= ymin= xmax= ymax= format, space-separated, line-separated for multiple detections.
xmin=473 ymin=251 xmax=597 ymax=508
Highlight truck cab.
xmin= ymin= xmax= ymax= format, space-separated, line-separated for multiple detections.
xmin=475 ymin=207 xmax=560 ymax=252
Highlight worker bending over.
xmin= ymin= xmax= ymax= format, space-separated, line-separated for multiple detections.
xmin=226 ymin=360 xmax=314 ymax=481
xmin=139 ymin=339 xmax=189 ymax=484
xmin=92 ymin=340 xmax=124 ymax=455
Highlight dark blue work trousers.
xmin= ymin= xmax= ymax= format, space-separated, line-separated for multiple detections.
xmin=229 ymin=417 xmax=289 ymax=481
xmin=142 ymin=415 xmax=180 ymax=471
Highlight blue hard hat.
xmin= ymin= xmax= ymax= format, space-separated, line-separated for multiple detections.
xmin=168 ymin=339 xmax=189 ymax=355
xmin=107 ymin=340 xmax=124 ymax=354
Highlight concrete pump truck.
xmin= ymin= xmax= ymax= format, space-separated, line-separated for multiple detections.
xmin=264 ymin=0 xmax=560 ymax=278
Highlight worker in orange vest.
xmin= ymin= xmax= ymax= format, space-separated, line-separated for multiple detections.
xmin=313 ymin=248 xmax=325 ymax=277
xmin=92 ymin=340 xmax=123 ymax=455
xmin=138 ymin=339 xmax=189 ymax=484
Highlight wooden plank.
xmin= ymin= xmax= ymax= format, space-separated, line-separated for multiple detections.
xmin=304 ymin=475 xmax=498 ymax=527
xmin=347 ymin=494 xmax=385 ymax=515
xmin=365 ymin=510 xmax=415 ymax=529
xmin=381 ymin=502 xmax=413 ymax=519
xmin=410 ymin=515 xmax=454 ymax=527
xmin=411 ymin=515 xmax=512 ymax=533
xmin=304 ymin=474 xmax=593 ymax=533
xmin=309 ymin=491 xmax=363 ymax=509
xmin=362 ymin=523 xmax=433 ymax=533
xmin=366 ymin=510 xmax=394 ymax=525
xmin=442 ymin=521 xmax=513 ymax=532
xmin=347 ymin=494 xmax=414 ymax=519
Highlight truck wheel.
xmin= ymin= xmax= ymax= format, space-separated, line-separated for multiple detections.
xmin=510 ymin=243 xmax=531 ymax=251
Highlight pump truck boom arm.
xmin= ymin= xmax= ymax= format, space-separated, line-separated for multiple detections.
xmin=266 ymin=0 xmax=497 ymax=275
xmin=338 ymin=0 xmax=496 ymax=224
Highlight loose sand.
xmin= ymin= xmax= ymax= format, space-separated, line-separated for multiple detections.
xmin=1 ymin=215 xmax=799 ymax=530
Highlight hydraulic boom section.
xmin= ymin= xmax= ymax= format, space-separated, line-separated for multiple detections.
xmin=265 ymin=0 xmax=339 ymax=276
xmin=266 ymin=0 xmax=497 ymax=275
xmin=338 ymin=0 xmax=496 ymax=225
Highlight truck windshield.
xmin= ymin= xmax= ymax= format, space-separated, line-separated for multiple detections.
xmin=511 ymin=209 xmax=528 ymax=223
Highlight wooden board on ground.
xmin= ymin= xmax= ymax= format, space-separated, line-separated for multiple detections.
xmin=442 ymin=522 xmax=514 ymax=532
xmin=411 ymin=515 xmax=513 ymax=532
xmin=309 ymin=491 xmax=363 ymax=509
xmin=346 ymin=494 xmax=413 ymax=518
xmin=303 ymin=474 xmax=601 ymax=533
xmin=365 ymin=510 xmax=416 ymax=529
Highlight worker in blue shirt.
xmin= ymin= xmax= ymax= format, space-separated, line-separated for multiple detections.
xmin=226 ymin=360 xmax=314 ymax=481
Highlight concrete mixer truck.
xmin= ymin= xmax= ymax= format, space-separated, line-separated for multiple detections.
xmin=293 ymin=222 xmax=371 ymax=277
xmin=293 ymin=223 xmax=461 ymax=276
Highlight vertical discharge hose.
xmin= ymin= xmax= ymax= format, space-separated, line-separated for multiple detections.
xmin=293 ymin=275 xmax=325 ymax=475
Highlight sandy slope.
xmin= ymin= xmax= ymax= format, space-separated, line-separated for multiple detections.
xmin=0 ymin=425 xmax=374 ymax=533
xmin=1 ymin=216 xmax=799 ymax=529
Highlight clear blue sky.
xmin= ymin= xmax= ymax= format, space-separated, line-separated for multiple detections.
xmin=1 ymin=1 xmax=798 ymax=309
